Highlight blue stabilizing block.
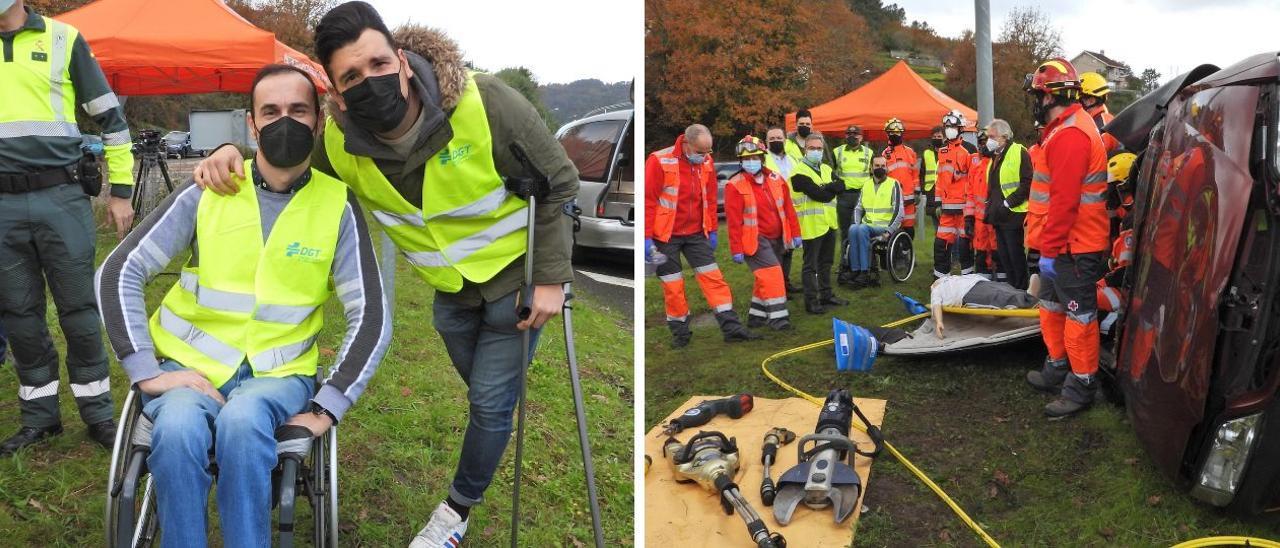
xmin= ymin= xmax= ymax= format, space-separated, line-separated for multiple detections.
xmin=895 ymin=292 xmax=929 ymax=315
xmin=833 ymin=317 xmax=878 ymax=372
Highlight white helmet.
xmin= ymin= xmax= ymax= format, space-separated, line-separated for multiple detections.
xmin=942 ymin=109 xmax=967 ymax=128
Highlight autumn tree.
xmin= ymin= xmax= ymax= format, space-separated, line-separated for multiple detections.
xmin=645 ymin=0 xmax=876 ymax=153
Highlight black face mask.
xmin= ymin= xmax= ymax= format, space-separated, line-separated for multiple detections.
xmin=888 ymin=134 xmax=903 ymax=145
xmin=257 ymin=116 xmax=314 ymax=168
xmin=797 ymin=125 xmax=811 ymax=138
xmin=846 ymin=136 xmax=861 ymax=147
xmin=872 ymin=168 xmax=887 ymax=179
xmin=1032 ymin=94 xmax=1054 ymax=126
xmin=768 ymin=141 xmax=785 ymax=155
xmin=931 ymin=138 xmax=943 ymax=148
xmin=341 ymin=71 xmax=409 ymax=133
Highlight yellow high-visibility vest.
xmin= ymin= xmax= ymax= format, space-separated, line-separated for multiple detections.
xmin=860 ymin=177 xmax=899 ymax=226
xmin=790 ymin=160 xmax=838 ymax=240
xmin=324 ymin=73 xmax=528 ymax=293
xmin=921 ymin=148 xmax=939 ymax=192
xmin=833 ymin=143 xmax=873 ymax=191
xmin=992 ymin=142 xmax=1027 ymax=213
xmin=150 ymin=160 xmax=347 ymax=388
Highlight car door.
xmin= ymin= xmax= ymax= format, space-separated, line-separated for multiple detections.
xmin=559 ymin=116 xmax=628 ymax=222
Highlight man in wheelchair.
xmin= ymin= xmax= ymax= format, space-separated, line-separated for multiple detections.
xmin=95 ymin=64 xmax=391 ymax=547
xmin=845 ymin=155 xmax=905 ymax=288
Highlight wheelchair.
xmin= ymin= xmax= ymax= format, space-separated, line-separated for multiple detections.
xmin=842 ymin=225 xmax=916 ymax=283
xmin=105 ymin=386 xmax=339 ymax=547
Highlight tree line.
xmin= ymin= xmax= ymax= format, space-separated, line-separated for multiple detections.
xmin=645 ymin=1 xmax=1164 ymax=153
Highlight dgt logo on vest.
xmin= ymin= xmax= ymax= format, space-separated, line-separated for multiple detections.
xmin=438 ymin=144 xmax=473 ymax=166
xmin=285 ymin=242 xmax=324 ymax=262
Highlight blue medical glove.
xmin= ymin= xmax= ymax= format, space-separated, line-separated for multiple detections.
xmin=645 ymin=238 xmax=654 ymax=261
xmin=732 ymin=253 xmax=745 ymax=264
xmin=791 ymin=237 xmax=803 ymax=249
xmin=709 ymin=232 xmax=718 ymax=250
xmin=1038 ymin=256 xmax=1057 ymax=280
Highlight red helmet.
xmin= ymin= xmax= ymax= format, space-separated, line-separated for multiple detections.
xmin=1025 ymin=58 xmax=1081 ymax=97
xmin=735 ymin=135 xmax=767 ymax=157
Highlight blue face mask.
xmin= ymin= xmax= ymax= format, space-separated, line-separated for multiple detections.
xmin=805 ymin=150 xmax=823 ymax=164
xmin=686 ymin=152 xmax=706 ymax=165
xmin=741 ymin=159 xmax=762 ymax=174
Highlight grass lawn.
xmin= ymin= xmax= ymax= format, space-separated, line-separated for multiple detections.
xmin=0 ymin=213 xmax=634 ymax=546
xmin=644 ymin=224 xmax=1279 ymax=546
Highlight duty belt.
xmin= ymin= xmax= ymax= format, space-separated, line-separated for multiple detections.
xmin=0 ymin=164 xmax=78 ymax=194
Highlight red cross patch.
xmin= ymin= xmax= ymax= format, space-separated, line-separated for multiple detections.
xmin=1067 ymin=300 xmax=1079 ymax=312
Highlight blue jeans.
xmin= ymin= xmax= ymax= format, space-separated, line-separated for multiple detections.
xmin=142 ymin=360 xmax=313 ymax=548
xmin=847 ymin=224 xmax=889 ymax=272
xmin=433 ymin=289 xmax=542 ymax=506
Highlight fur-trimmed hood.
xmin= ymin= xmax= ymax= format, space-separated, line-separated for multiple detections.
xmin=391 ymin=24 xmax=467 ymax=111
xmin=324 ymin=24 xmax=468 ymax=125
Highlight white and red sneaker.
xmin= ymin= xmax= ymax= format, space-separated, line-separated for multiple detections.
xmin=408 ymin=502 xmax=468 ymax=548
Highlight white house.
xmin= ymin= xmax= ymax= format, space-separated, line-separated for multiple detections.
xmin=1070 ymin=50 xmax=1131 ymax=91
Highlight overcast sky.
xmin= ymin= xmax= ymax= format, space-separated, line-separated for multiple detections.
xmin=361 ymin=0 xmax=640 ymax=85
xmin=893 ymin=0 xmax=1279 ymax=82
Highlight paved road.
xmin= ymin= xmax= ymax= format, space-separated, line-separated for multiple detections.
xmin=572 ymin=247 xmax=634 ymax=314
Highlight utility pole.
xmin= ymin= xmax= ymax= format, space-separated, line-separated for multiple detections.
xmin=975 ymin=0 xmax=994 ymax=129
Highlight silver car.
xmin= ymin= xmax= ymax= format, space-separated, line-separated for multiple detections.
xmin=556 ymin=107 xmax=634 ymax=252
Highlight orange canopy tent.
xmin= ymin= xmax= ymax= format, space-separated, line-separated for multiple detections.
xmin=785 ymin=60 xmax=977 ymax=142
xmin=55 ymin=0 xmax=329 ymax=96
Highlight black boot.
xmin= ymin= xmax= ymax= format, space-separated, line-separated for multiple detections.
xmin=822 ymin=294 xmax=849 ymax=307
xmin=0 ymin=424 xmax=63 ymax=457
xmin=668 ymin=319 xmax=692 ymax=349
xmin=1045 ymin=373 xmax=1097 ymax=419
xmin=717 ymin=311 xmax=762 ymax=343
xmin=86 ymin=419 xmax=117 ymax=449
xmin=767 ymin=318 xmax=793 ymax=331
xmin=805 ymin=301 xmax=826 ymax=314
xmin=1026 ymin=356 xmax=1069 ymax=393
xmin=864 ymin=271 xmax=881 ymax=287
xmin=747 ymin=315 xmax=767 ymax=329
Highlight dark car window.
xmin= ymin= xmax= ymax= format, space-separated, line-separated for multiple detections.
xmin=560 ymin=120 xmax=625 ymax=183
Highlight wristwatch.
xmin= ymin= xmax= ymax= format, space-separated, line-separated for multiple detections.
xmin=310 ymin=401 xmax=337 ymax=424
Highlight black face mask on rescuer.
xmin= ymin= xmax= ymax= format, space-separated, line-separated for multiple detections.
xmin=872 ymin=168 xmax=887 ymax=179
xmin=888 ymin=134 xmax=903 ymax=145
xmin=931 ymin=138 xmax=943 ymax=148
xmin=797 ymin=125 xmax=811 ymax=138
xmin=768 ymin=141 xmax=785 ymax=155
xmin=341 ymin=71 xmax=409 ymax=133
xmin=257 ymin=116 xmax=314 ymax=168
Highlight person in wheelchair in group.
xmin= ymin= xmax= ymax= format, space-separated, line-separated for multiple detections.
xmin=845 ymin=155 xmax=904 ymax=289
xmin=95 ymin=64 xmax=391 ymax=547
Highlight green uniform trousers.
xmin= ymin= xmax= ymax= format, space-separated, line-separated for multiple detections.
xmin=0 ymin=183 xmax=113 ymax=428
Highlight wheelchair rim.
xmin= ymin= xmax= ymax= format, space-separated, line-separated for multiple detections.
xmin=889 ymin=231 xmax=915 ymax=282
xmin=131 ymin=476 xmax=158 ymax=547
xmin=107 ymin=389 xmax=141 ymax=547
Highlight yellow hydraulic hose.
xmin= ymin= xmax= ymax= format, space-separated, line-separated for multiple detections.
xmin=1169 ymin=537 xmax=1280 ymax=548
xmin=760 ymin=310 xmax=1003 ymax=547
xmin=760 ymin=308 xmax=1275 ymax=548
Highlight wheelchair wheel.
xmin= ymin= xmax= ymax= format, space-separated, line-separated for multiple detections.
xmin=106 ymin=389 xmax=159 ymax=548
xmin=309 ymin=427 xmax=339 ymax=548
xmin=886 ymin=231 xmax=915 ymax=282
